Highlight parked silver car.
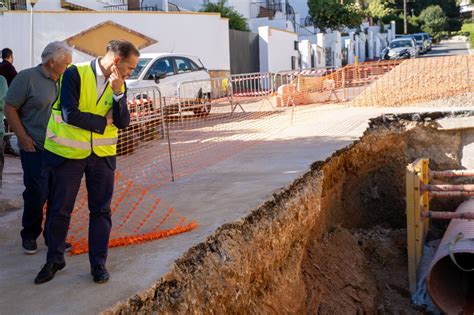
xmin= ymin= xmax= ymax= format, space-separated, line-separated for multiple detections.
xmin=417 ymin=33 xmax=432 ymax=51
xmin=402 ymin=34 xmax=429 ymax=54
xmin=381 ymin=38 xmax=418 ymax=60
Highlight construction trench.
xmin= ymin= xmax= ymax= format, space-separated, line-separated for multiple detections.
xmin=104 ymin=110 xmax=474 ymax=314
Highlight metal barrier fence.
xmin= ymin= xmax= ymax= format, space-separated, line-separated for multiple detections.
xmin=177 ymin=77 xmax=237 ymax=120
xmin=230 ymin=72 xmax=276 ymax=110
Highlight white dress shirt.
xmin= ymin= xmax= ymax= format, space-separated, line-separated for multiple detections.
xmin=95 ymin=59 xmax=124 ymax=102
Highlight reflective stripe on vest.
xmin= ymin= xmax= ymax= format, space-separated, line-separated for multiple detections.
xmin=46 ymin=129 xmax=90 ymax=150
xmin=44 ymin=62 xmax=124 ymax=159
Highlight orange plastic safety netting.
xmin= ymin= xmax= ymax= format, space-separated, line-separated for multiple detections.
xmin=65 ymin=55 xmax=473 ymax=255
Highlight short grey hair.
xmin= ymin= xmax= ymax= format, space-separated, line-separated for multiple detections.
xmin=41 ymin=41 xmax=72 ymax=64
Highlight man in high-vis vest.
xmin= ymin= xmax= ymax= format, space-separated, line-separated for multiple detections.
xmin=34 ymin=40 xmax=139 ymax=285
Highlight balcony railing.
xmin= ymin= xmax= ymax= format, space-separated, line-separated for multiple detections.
xmin=103 ymin=4 xmax=162 ymax=11
xmin=0 ymin=0 xmax=27 ymax=10
xmin=168 ymin=1 xmax=180 ymax=12
xmin=295 ymin=23 xmax=316 ymax=37
xmin=250 ymin=1 xmax=283 ymax=20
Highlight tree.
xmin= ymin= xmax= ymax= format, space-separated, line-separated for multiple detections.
xmin=308 ymin=0 xmax=365 ymax=31
xmin=367 ymin=0 xmax=396 ymax=22
xmin=419 ymin=5 xmax=448 ymax=38
xmin=410 ymin=0 xmax=461 ymax=32
xmin=200 ymin=0 xmax=249 ymax=31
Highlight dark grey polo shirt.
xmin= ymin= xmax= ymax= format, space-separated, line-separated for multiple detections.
xmin=5 ymin=65 xmax=58 ymax=150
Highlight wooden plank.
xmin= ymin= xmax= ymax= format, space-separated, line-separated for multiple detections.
xmin=414 ymin=160 xmax=423 ymax=270
xmin=406 ymin=165 xmax=418 ymax=294
xmin=421 ymin=159 xmax=430 ymax=240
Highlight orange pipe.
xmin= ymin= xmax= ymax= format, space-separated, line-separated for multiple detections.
xmin=431 ymin=170 xmax=474 ymax=178
xmin=422 ymin=184 xmax=474 ymax=192
xmin=430 ymin=191 xmax=474 ymax=198
xmin=421 ymin=211 xmax=474 ymax=220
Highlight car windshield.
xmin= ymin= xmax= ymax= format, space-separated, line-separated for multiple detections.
xmin=414 ymin=35 xmax=423 ymax=40
xmin=128 ymin=58 xmax=153 ymax=80
xmin=389 ymin=40 xmax=412 ymax=48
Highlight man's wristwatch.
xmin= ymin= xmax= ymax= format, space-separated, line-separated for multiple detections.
xmin=114 ymin=92 xmax=124 ymax=97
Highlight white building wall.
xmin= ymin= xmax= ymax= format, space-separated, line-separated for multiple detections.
xmin=344 ymin=38 xmax=354 ymax=65
xmin=367 ymin=30 xmax=374 ymax=60
xmin=298 ymin=40 xmax=312 ymax=69
xmin=30 ymin=0 xmax=65 ymax=11
xmin=228 ymin=0 xmax=251 ymax=20
xmin=358 ymin=33 xmax=366 ymax=62
xmin=333 ymin=31 xmax=342 ymax=68
xmin=374 ymin=34 xmax=382 ymax=58
xmin=390 ymin=20 xmax=396 ymax=39
xmin=0 ymin=11 xmax=230 ymax=72
xmin=259 ymin=26 xmax=298 ymax=73
xmin=312 ymin=44 xmax=325 ymax=68
xmin=354 ymin=35 xmax=360 ymax=61
xmin=249 ymin=18 xmax=288 ymax=33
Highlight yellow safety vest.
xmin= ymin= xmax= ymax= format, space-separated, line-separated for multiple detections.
xmin=44 ymin=62 xmax=124 ymax=159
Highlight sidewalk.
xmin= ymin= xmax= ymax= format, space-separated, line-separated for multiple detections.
xmin=0 ymin=155 xmax=23 ymax=212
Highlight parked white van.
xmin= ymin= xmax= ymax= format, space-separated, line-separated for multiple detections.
xmin=126 ymin=53 xmax=212 ymax=115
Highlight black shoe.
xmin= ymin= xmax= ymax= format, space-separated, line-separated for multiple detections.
xmin=22 ymin=239 xmax=38 ymax=255
xmin=91 ymin=264 xmax=109 ymax=283
xmin=34 ymin=262 xmax=66 ymax=284
xmin=4 ymin=147 xmax=20 ymax=157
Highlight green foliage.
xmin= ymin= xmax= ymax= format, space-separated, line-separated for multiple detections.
xmin=200 ymin=0 xmax=249 ymax=31
xmin=412 ymin=0 xmax=461 ymax=32
xmin=366 ymin=0 xmax=461 ymax=33
xmin=308 ymin=0 xmax=365 ymax=31
xmin=419 ymin=5 xmax=448 ymax=38
xmin=367 ymin=0 xmax=396 ymax=21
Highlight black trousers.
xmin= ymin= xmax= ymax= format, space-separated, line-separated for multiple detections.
xmin=20 ymin=150 xmax=50 ymax=241
xmin=46 ymin=153 xmax=115 ymax=267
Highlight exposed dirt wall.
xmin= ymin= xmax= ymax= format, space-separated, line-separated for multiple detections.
xmin=104 ymin=111 xmax=472 ymax=315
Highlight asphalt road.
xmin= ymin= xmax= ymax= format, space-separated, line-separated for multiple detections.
xmin=420 ymin=39 xmax=471 ymax=57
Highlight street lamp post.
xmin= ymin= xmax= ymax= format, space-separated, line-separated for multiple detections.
xmin=29 ymin=0 xmax=38 ymax=67
xmin=403 ymin=0 xmax=407 ymax=34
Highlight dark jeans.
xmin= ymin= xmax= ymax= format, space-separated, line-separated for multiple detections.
xmin=46 ymin=153 xmax=115 ymax=267
xmin=20 ymin=149 xmax=51 ymax=241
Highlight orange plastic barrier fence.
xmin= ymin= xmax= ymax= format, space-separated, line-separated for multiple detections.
xmin=65 ymin=55 xmax=473 ymax=255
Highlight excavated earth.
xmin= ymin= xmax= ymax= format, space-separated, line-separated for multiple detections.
xmin=105 ymin=110 xmax=473 ymax=315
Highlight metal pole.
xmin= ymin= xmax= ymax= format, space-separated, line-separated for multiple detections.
xmin=30 ymin=3 xmax=35 ymax=66
xmin=163 ymin=98 xmax=175 ymax=182
xmin=403 ymin=0 xmax=407 ymax=34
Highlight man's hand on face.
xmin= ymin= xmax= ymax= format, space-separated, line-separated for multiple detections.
xmin=109 ymin=65 xmax=124 ymax=95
